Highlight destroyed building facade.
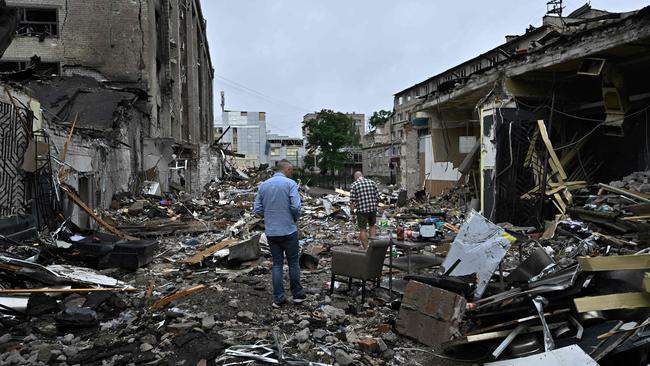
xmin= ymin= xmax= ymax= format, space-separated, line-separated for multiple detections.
xmin=0 ymin=0 xmax=218 ymax=228
xmin=386 ymin=4 xmax=650 ymax=228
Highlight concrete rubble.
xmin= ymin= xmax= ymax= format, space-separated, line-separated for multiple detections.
xmin=0 ymin=164 xmax=649 ymax=365
xmin=0 ymin=163 xmax=647 ymax=366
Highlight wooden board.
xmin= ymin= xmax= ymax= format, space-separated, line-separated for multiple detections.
xmin=179 ymin=238 xmax=238 ymax=264
xmin=537 ymin=120 xmax=567 ymax=180
xmin=578 ymin=254 xmax=650 ymax=271
xmin=0 ymin=288 xmax=137 ymax=294
xmin=620 ymin=215 xmax=650 ymax=222
xmin=598 ymin=183 xmax=650 ymax=203
xmin=335 ymin=188 xmax=351 ymax=197
xmin=574 ymin=292 xmax=650 ymax=313
xmin=63 ymin=187 xmax=129 ymax=238
xmin=151 ymin=284 xmax=206 ymax=309
xmin=443 ymin=322 xmax=566 ymax=348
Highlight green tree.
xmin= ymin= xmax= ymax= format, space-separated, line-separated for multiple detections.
xmin=303 ymin=109 xmax=360 ymax=173
xmin=369 ymin=110 xmax=391 ymax=129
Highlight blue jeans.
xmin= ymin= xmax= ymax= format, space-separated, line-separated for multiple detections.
xmin=268 ymin=231 xmax=304 ymax=303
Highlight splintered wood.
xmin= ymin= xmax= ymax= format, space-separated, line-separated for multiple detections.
xmin=578 ymin=254 xmax=650 ymax=271
xmin=62 ymin=187 xmax=128 ymax=239
xmin=179 ymin=238 xmax=238 ymax=264
xmin=574 ymin=292 xmax=650 ymax=313
xmin=520 ymin=120 xmax=587 ymax=214
xmin=151 ymin=284 xmax=207 ymax=309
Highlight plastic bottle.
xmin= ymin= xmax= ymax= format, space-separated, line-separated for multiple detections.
xmin=378 ymin=212 xmax=389 ymax=235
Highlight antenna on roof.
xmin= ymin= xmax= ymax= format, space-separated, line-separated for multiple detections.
xmin=546 ymin=0 xmax=564 ymax=17
xmin=546 ymin=0 xmax=564 ymax=18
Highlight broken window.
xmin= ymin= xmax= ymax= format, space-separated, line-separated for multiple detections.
xmin=270 ymin=147 xmax=280 ymax=156
xmin=14 ymin=7 xmax=59 ymax=37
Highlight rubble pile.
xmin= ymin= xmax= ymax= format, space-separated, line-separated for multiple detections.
xmin=0 ymin=169 xmax=460 ymax=366
xmin=3 ymin=167 xmax=650 ymax=365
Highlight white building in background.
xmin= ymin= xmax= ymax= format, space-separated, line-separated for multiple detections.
xmin=266 ymin=133 xmax=305 ymax=168
xmin=214 ymin=111 xmax=305 ymax=169
xmin=215 ymin=111 xmax=268 ymax=168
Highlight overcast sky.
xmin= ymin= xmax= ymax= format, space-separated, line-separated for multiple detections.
xmin=200 ymin=0 xmax=649 ymax=136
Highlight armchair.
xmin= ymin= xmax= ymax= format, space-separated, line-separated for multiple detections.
xmin=329 ymin=238 xmax=390 ymax=303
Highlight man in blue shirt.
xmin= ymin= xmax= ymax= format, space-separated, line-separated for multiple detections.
xmin=254 ymin=160 xmax=306 ymax=307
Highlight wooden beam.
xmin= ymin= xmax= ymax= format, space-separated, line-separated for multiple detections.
xmin=578 ymin=254 xmax=650 ymax=271
xmin=620 ymin=215 xmax=650 ymax=222
xmin=0 ymin=288 xmax=137 ymax=295
xmin=443 ymin=322 xmax=566 ymax=347
xmin=574 ymin=292 xmax=650 ymax=313
xmin=151 ymin=284 xmax=206 ymax=309
xmin=444 ymin=223 xmax=459 ymax=233
xmin=598 ymin=183 xmax=650 ymax=203
xmin=62 ymin=187 xmax=128 ymax=238
xmin=335 ymin=188 xmax=351 ymax=197
xmin=179 ymin=238 xmax=238 ymax=264
xmin=58 ymin=113 xmax=79 ymax=181
xmin=537 ymin=120 xmax=567 ymax=180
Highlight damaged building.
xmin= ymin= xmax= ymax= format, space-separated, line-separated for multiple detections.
xmin=0 ymin=0 xmax=219 ymax=228
xmin=389 ymin=4 xmax=650 ymax=227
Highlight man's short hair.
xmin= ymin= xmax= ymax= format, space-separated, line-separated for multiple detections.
xmin=276 ymin=159 xmax=293 ymax=171
xmin=353 ymin=171 xmax=363 ymax=180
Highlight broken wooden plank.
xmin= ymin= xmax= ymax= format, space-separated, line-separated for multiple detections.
xmin=598 ymin=183 xmax=650 ymax=203
xmin=335 ymin=188 xmax=351 ymax=197
xmin=537 ymin=120 xmax=567 ymax=180
xmin=444 ymin=223 xmax=459 ymax=233
xmin=620 ymin=215 xmax=650 ymax=222
xmin=465 ymin=309 xmax=571 ymax=335
xmin=574 ymin=292 xmax=650 ymax=313
xmin=151 ymin=284 xmax=206 ymax=309
xmin=592 ymin=232 xmax=638 ymax=247
xmin=62 ymin=187 xmax=129 ymax=239
xmin=0 ymin=288 xmax=138 ymax=295
xmin=179 ymin=238 xmax=238 ymax=264
xmin=577 ymin=254 xmax=650 ymax=271
xmin=443 ymin=322 xmax=566 ymax=348
xmin=623 ymin=202 xmax=650 ymax=216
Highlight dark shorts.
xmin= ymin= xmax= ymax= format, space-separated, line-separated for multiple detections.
xmin=357 ymin=212 xmax=376 ymax=229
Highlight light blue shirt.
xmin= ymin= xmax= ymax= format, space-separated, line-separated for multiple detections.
xmin=254 ymin=172 xmax=301 ymax=237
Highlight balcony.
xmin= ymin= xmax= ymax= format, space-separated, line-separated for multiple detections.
xmin=411 ymin=117 xmax=429 ymax=129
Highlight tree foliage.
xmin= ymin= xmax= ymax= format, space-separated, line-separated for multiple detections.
xmin=369 ymin=110 xmax=391 ymax=129
xmin=303 ymin=109 xmax=360 ymax=173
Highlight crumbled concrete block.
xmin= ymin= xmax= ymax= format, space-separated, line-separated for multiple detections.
xmin=395 ymin=281 xmax=466 ymax=347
